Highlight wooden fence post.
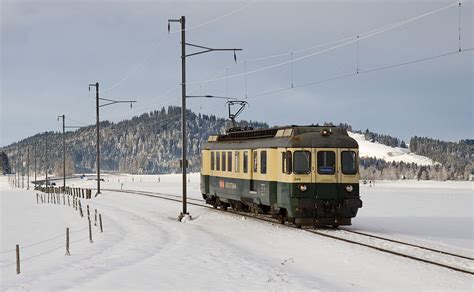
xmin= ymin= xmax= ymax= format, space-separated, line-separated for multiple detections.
xmin=68 ymin=195 xmax=70 ymax=207
xmin=16 ymin=244 xmax=20 ymax=274
xmin=66 ymin=227 xmax=70 ymax=255
xmin=36 ymin=193 xmax=39 ymax=204
xmin=88 ymin=219 xmax=93 ymax=243
xmin=94 ymin=209 xmax=97 ymax=226
xmin=79 ymin=200 xmax=83 ymax=217
xmin=99 ymin=214 xmax=103 ymax=232
xmin=87 ymin=205 xmax=90 ymax=219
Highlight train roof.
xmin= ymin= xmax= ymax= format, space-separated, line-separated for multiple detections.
xmin=203 ymin=125 xmax=358 ymax=150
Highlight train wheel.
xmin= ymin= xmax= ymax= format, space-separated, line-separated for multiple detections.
xmin=332 ymin=224 xmax=339 ymax=229
xmin=278 ymin=215 xmax=286 ymax=225
xmin=278 ymin=210 xmax=287 ymax=225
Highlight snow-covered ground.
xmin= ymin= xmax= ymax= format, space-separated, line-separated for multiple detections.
xmin=348 ymin=132 xmax=434 ymax=165
xmin=1 ymin=174 xmax=472 ymax=290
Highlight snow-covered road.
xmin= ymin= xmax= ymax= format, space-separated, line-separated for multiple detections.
xmin=1 ymin=175 xmax=472 ymax=290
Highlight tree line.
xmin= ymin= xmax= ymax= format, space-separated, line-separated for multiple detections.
xmin=1 ymin=111 xmax=471 ymax=180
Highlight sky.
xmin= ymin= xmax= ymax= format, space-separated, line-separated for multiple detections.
xmin=1 ymin=0 xmax=472 ymax=146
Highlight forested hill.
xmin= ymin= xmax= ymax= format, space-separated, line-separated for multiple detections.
xmin=409 ymin=137 xmax=473 ymax=180
xmin=0 ymin=106 xmax=267 ymax=175
xmin=1 ymin=109 xmax=472 ymax=180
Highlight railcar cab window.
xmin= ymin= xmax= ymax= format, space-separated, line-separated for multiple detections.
xmin=216 ymin=151 xmax=220 ymax=171
xmin=222 ymin=152 xmax=226 ymax=172
xmin=293 ymin=151 xmax=311 ymax=174
xmin=211 ymin=152 xmax=215 ymax=171
xmin=227 ymin=151 xmax=232 ymax=172
xmin=281 ymin=152 xmax=286 ymax=173
xmin=285 ymin=150 xmax=292 ymax=174
xmin=341 ymin=151 xmax=357 ymax=174
xmin=260 ymin=151 xmax=267 ymax=174
xmin=317 ymin=151 xmax=335 ymax=174
xmin=243 ymin=151 xmax=248 ymax=173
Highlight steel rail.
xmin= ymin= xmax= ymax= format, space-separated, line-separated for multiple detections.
xmin=339 ymin=228 xmax=474 ymax=261
xmin=104 ymin=188 xmax=474 ymax=275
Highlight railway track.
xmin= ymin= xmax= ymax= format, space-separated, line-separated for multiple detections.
xmin=103 ymin=188 xmax=474 ymax=275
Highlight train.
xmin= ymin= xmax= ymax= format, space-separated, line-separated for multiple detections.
xmin=200 ymin=125 xmax=363 ymax=227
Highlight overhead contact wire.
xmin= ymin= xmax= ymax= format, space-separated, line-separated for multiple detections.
xmin=186 ymin=1 xmax=460 ymax=85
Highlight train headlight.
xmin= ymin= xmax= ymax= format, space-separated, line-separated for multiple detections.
xmin=299 ymin=184 xmax=307 ymax=192
xmin=346 ymin=185 xmax=354 ymax=192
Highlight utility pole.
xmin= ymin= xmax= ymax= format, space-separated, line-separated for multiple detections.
xmin=34 ymin=142 xmax=37 ymax=187
xmin=94 ymin=82 xmax=100 ymax=195
xmin=168 ymin=16 xmax=241 ymax=220
xmin=27 ymin=147 xmax=30 ymax=190
xmin=45 ymin=137 xmax=48 ymax=188
xmin=16 ymin=155 xmax=19 ymax=188
xmin=88 ymin=82 xmax=136 ymax=196
xmin=21 ymin=152 xmax=24 ymax=189
xmin=58 ymin=115 xmax=66 ymax=191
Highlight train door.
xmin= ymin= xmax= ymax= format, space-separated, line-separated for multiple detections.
xmin=314 ymin=148 xmax=339 ymax=200
xmin=250 ymin=149 xmax=257 ymax=192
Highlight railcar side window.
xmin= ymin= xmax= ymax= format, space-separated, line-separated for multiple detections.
xmin=293 ymin=151 xmax=311 ymax=174
xmin=243 ymin=151 xmax=248 ymax=173
xmin=227 ymin=151 xmax=232 ymax=172
xmin=341 ymin=151 xmax=357 ymax=174
xmin=211 ymin=152 xmax=215 ymax=171
xmin=281 ymin=152 xmax=286 ymax=173
xmin=216 ymin=151 xmax=220 ymax=171
xmin=317 ymin=151 xmax=336 ymax=174
xmin=285 ymin=150 xmax=292 ymax=174
xmin=253 ymin=151 xmax=258 ymax=173
xmin=260 ymin=150 xmax=267 ymax=174
xmin=235 ymin=152 xmax=240 ymax=172
xmin=222 ymin=152 xmax=226 ymax=172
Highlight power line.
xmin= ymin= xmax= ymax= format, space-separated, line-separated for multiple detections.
xmin=64 ymin=117 xmax=90 ymax=126
xmin=248 ymin=48 xmax=473 ymax=99
xmin=102 ymin=1 xmax=254 ymax=93
xmin=123 ymin=64 xmax=233 ymax=119
xmin=168 ymin=1 xmax=255 ymax=34
xmin=186 ymin=1 xmax=460 ymax=85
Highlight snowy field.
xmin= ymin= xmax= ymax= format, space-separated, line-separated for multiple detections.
xmin=1 ymin=174 xmax=472 ymax=290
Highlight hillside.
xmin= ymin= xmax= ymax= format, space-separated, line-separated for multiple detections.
xmin=348 ymin=132 xmax=434 ymax=165
xmin=0 ymin=106 xmax=267 ymax=175
xmin=1 ymin=109 xmax=471 ymax=180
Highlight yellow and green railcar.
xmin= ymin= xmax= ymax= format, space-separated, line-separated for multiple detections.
xmin=200 ymin=125 xmax=363 ymax=227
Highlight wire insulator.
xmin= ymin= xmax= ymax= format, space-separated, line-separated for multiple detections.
xmin=458 ymin=2 xmax=462 ymax=52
